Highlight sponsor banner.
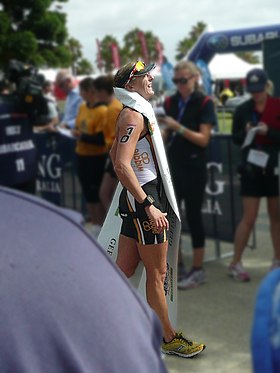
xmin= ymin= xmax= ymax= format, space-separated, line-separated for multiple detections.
xmin=155 ymin=39 xmax=164 ymax=65
xmin=161 ymin=57 xmax=176 ymax=91
xmin=34 ymin=133 xmax=76 ymax=206
xmin=196 ymin=58 xmax=213 ymax=95
xmin=0 ymin=96 xmax=37 ymax=186
xmin=188 ymin=24 xmax=280 ymax=63
xmin=181 ymin=135 xmax=243 ymax=242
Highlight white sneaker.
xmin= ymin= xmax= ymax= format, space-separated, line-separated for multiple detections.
xmin=178 ymin=269 xmax=206 ymax=290
xmin=228 ymin=262 xmax=250 ymax=282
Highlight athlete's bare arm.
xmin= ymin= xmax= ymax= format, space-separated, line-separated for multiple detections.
xmin=111 ymin=108 xmax=146 ymax=202
xmin=110 ymin=107 xmax=169 ymax=231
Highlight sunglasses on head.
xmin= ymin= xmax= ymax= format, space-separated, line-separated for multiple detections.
xmin=172 ymin=77 xmax=193 ymax=85
xmin=126 ymin=61 xmax=145 ymax=85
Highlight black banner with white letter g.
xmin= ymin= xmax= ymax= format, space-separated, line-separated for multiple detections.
xmin=180 ymin=134 xmax=243 ymax=243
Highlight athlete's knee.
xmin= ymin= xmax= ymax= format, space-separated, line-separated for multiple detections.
xmin=146 ymin=264 xmax=167 ymax=284
xmin=117 ymin=261 xmax=139 ymax=278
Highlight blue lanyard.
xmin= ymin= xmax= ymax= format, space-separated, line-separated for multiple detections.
xmin=169 ymin=96 xmax=191 ymax=143
xmin=252 ymin=111 xmax=260 ymax=126
xmin=177 ymin=97 xmax=190 ymax=123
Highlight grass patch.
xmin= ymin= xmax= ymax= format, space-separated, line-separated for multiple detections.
xmin=217 ymin=111 xmax=233 ymax=134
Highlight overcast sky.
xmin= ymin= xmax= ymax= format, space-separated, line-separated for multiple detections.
xmin=62 ymin=0 xmax=280 ymax=68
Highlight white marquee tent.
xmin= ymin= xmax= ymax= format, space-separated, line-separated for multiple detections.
xmin=208 ymin=53 xmax=262 ymax=80
xmin=38 ymin=68 xmax=60 ymax=82
xmin=38 ymin=54 xmax=262 ymax=85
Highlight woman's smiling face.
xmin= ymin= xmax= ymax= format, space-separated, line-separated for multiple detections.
xmin=129 ymin=72 xmax=155 ymax=100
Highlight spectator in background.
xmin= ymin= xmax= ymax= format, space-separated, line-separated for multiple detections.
xmin=160 ymin=60 xmax=216 ymax=290
xmin=229 ymin=68 xmax=280 ymax=281
xmin=0 ymin=187 xmax=167 ymax=373
xmin=219 ymin=87 xmax=234 ymax=105
xmin=94 ymin=75 xmax=123 ymax=211
xmin=42 ymin=80 xmax=57 ymax=103
xmin=55 ymin=69 xmax=83 ymax=129
xmin=72 ymin=77 xmax=108 ymax=237
xmin=34 ymin=79 xmax=59 ymax=133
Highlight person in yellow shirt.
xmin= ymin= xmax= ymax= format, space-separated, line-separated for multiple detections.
xmin=72 ymin=77 xmax=108 ymax=234
xmin=93 ymin=76 xmax=123 ymax=211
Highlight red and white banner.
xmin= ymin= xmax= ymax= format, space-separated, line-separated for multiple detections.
xmin=137 ymin=31 xmax=149 ymax=64
xmin=96 ymin=39 xmax=104 ymax=71
xmin=111 ymin=43 xmax=121 ymax=69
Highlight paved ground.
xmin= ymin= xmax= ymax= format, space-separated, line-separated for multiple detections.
xmin=164 ymin=202 xmax=273 ymax=373
xmin=87 ymin=200 xmax=273 ymax=372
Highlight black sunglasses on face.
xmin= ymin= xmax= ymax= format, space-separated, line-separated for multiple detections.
xmin=172 ymin=77 xmax=193 ymax=85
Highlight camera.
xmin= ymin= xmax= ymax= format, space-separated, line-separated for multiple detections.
xmin=5 ymin=59 xmax=48 ymax=116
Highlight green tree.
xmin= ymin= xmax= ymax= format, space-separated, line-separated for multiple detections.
xmin=67 ymin=37 xmax=93 ymax=75
xmin=122 ymin=28 xmax=162 ymax=64
xmin=0 ymin=0 xmax=72 ymax=69
xmin=76 ymin=58 xmax=93 ymax=75
xmin=97 ymin=29 xmax=163 ymax=73
xmin=176 ymin=21 xmax=207 ymax=60
xmin=98 ymin=35 xmax=120 ymax=73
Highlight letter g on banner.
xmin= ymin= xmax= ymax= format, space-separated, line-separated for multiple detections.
xmin=206 ymin=162 xmax=225 ymax=196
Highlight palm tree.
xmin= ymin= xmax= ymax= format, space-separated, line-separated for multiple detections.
xmin=176 ymin=21 xmax=207 ymax=60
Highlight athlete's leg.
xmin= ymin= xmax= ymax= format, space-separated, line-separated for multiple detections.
xmin=116 ymin=234 xmax=141 ymax=278
xmin=137 ymin=241 xmax=175 ymax=342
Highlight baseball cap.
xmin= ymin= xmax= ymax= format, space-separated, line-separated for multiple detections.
xmin=246 ymin=68 xmax=268 ymax=93
xmin=114 ymin=61 xmax=156 ymax=88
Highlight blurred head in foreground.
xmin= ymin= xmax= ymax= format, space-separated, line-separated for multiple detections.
xmin=0 ymin=187 xmax=167 ymax=373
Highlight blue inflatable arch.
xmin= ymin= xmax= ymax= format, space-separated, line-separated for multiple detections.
xmin=188 ymin=24 xmax=280 ymax=64
xmin=185 ymin=24 xmax=280 ymax=94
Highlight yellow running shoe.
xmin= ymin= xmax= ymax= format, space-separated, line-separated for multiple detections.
xmin=161 ymin=332 xmax=205 ymax=358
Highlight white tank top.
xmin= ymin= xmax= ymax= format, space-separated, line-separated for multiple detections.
xmin=131 ymin=135 xmax=157 ymax=186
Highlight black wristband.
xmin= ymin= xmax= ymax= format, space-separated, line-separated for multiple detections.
xmin=141 ymin=194 xmax=155 ymax=208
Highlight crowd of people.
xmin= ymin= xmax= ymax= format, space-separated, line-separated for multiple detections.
xmin=1 ymin=58 xmax=280 ymax=368
xmin=2 ymin=61 xmax=279 ymax=287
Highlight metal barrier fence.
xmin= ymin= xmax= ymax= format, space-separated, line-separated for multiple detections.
xmin=179 ymin=133 xmax=256 ymax=258
xmin=34 ymin=132 xmax=257 ymax=258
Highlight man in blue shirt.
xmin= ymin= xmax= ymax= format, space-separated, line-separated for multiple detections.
xmin=0 ymin=186 xmax=167 ymax=373
xmin=55 ymin=69 xmax=83 ymax=129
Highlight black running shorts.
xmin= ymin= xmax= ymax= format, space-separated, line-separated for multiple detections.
xmin=239 ymin=165 xmax=279 ymax=197
xmin=119 ymin=178 xmax=168 ymax=245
